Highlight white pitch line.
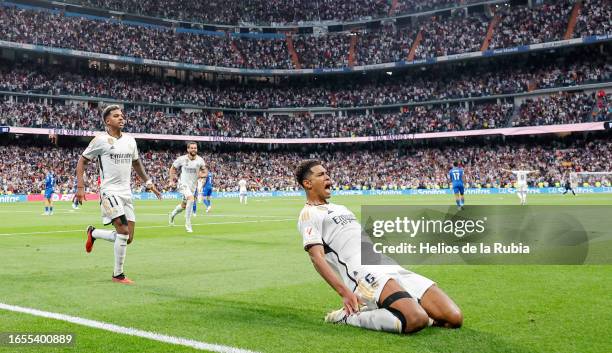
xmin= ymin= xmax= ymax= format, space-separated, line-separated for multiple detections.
xmin=0 ymin=218 xmax=294 ymax=236
xmin=0 ymin=302 xmax=259 ymax=353
xmin=0 ymin=210 xmax=290 ymax=218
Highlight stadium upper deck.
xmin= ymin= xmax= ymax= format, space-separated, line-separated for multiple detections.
xmin=0 ymin=0 xmax=609 ymax=74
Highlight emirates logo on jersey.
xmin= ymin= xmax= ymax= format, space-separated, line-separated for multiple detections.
xmin=331 ymin=214 xmax=356 ymax=226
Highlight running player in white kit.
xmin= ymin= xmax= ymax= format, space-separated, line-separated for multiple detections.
xmin=238 ymin=178 xmax=248 ymax=204
xmin=502 ymin=167 xmax=539 ymax=205
xmin=295 ymin=160 xmax=462 ymax=334
xmin=76 ymin=105 xmax=162 ymax=285
xmin=168 ymin=142 xmax=206 ymax=232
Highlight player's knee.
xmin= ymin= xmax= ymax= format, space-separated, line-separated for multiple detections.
xmin=402 ymin=309 xmax=429 ymax=333
xmin=445 ymin=308 xmax=463 ymax=329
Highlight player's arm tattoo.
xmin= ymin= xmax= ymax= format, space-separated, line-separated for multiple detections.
xmin=132 ymin=159 xmax=150 ymax=182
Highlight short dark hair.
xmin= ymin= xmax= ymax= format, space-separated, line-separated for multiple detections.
xmin=453 ymin=161 xmax=458 ymax=167
xmin=102 ymin=104 xmax=122 ymax=123
xmin=295 ymin=160 xmax=321 ymax=188
xmin=186 ymin=141 xmax=197 ymax=149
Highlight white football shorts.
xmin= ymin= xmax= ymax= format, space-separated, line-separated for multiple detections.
xmin=100 ymin=192 xmax=135 ymax=225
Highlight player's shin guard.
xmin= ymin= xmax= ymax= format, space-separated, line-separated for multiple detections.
xmin=345 ymin=309 xmax=403 ymax=333
xmin=113 ymin=233 xmax=129 ymax=277
xmin=93 ymin=229 xmax=117 ymax=242
xmin=185 ymin=200 xmax=194 ymax=224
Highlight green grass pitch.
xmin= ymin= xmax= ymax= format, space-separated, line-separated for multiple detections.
xmin=0 ymin=194 xmax=610 ymax=353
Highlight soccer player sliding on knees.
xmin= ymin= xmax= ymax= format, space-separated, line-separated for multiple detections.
xmin=295 ymin=160 xmax=462 ymax=334
xmin=76 ymin=105 xmax=162 ymax=284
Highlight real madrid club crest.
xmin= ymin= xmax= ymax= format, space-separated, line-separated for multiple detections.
xmin=108 ymin=138 xmax=115 ymax=145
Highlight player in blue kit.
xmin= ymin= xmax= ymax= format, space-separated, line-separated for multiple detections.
xmin=449 ymin=162 xmax=465 ymax=210
xmin=191 ymin=169 xmax=213 ymax=215
xmin=43 ymin=170 xmax=55 ymax=216
xmin=202 ymin=169 xmax=213 ymax=213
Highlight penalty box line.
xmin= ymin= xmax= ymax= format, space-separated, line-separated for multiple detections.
xmin=0 ymin=302 xmax=259 ymax=353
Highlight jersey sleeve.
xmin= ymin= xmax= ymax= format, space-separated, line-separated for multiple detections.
xmin=82 ymin=137 xmax=104 ymax=160
xmin=131 ymin=138 xmax=139 ymax=161
xmin=298 ymin=208 xmax=324 ymax=250
xmin=172 ymin=156 xmax=183 ymax=169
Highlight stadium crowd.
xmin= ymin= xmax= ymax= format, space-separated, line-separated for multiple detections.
xmin=575 ymin=0 xmax=612 ymax=37
xmin=489 ymin=1 xmax=572 ymax=49
xmin=1 ymin=50 xmax=609 ymax=109
xmin=514 ymin=91 xmax=610 ymax=126
xmin=355 ymin=25 xmax=415 ymax=65
xmin=415 ymin=13 xmax=488 ymax=59
xmin=0 ymin=2 xmax=609 ymax=70
xmin=56 ymin=0 xmax=485 ymax=25
xmin=1 ymin=90 xmax=607 ymax=138
xmin=2 ymin=137 xmax=610 ymax=194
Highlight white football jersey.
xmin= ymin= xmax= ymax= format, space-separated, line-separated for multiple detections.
xmin=512 ymin=170 xmax=529 ymax=186
xmin=239 ymin=179 xmax=247 ymax=192
xmin=82 ymin=132 xmax=138 ymax=194
xmin=172 ymin=155 xmax=206 ymax=190
xmin=298 ymin=203 xmax=363 ymax=291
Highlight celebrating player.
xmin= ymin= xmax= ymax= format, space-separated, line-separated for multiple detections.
xmin=238 ymin=178 xmax=248 ymax=204
xmin=502 ymin=167 xmax=539 ymax=205
xmin=168 ymin=142 xmax=206 ymax=233
xmin=42 ymin=169 xmax=55 ymax=216
xmin=295 ymin=160 xmax=462 ymax=334
xmin=449 ymin=162 xmax=465 ymax=209
xmin=76 ymin=105 xmax=162 ymax=285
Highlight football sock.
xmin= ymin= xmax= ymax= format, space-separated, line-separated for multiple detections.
xmin=204 ymin=199 xmax=211 ymax=208
xmin=455 ymin=200 xmax=461 ymax=207
xmin=185 ymin=200 xmax=194 ymax=224
xmin=44 ymin=206 xmax=49 ymax=213
xmin=192 ymin=200 xmax=197 ymax=213
xmin=93 ymin=229 xmax=117 ymax=242
xmin=113 ymin=233 xmax=129 ymax=277
xmin=171 ymin=204 xmax=184 ymax=217
xmin=345 ymin=309 xmax=402 ymax=333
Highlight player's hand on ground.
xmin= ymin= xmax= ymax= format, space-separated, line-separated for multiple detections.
xmin=341 ymin=290 xmax=361 ymax=315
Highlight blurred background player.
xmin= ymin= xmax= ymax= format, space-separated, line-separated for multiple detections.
xmin=168 ymin=142 xmax=206 ymax=232
xmin=71 ymin=175 xmax=82 ymax=210
xmin=192 ymin=171 xmax=206 ymax=217
xmin=449 ymin=162 xmax=465 ymax=210
xmin=77 ymin=105 xmax=162 ymax=284
xmin=295 ymin=160 xmax=462 ymax=334
xmin=202 ymin=168 xmax=214 ymax=213
xmin=42 ymin=169 xmax=55 ymax=216
xmin=238 ymin=178 xmax=248 ymax=204
xmin=563 ymin=172 xmax=576 ymax=196
xmin=502 ymin=167 xmax=539 ymax=205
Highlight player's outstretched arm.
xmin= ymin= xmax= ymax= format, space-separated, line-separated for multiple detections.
xmin=307 ymin=245 xmax=361 ymax=314
xmin=132 ymin=159 xmax=162 ymax=199
xmin=75 ymin=156 xmax=89 ymax=203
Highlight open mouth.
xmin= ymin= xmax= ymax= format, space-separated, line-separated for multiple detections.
xmin=324 ymin=182 xmax=332 ymax=191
